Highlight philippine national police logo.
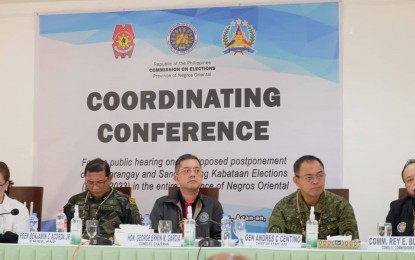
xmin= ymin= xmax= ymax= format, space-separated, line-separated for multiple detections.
xmin=222 ymin=18 xmax=256 ymax=55
xmin=112 ymin=24 xmax=135 ymax=59
xmin=167 ymin=22 xmax=198 ymax=55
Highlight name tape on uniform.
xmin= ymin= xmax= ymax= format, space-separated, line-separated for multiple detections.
xmin=367 ymin=236 xmax=415 ymax=250
xmin=18 ymin=232 xmax=71 ymax=244
xmin=125 ymin=233 xmax=182 ymax=247
xmin=244 ymin=233 xmax=302 ymax=248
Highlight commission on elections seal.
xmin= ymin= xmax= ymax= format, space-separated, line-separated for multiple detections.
xmin=167 ymin=22 xmax=198 ymax=55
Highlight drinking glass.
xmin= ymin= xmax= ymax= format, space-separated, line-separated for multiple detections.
xmin=233 ymin=219 xmax=247 ymax=246
xmin=86 ymin=220 xmax=99 ymax=240
xmin=384 ymin=222 xmax=392 ymax=236
xmin=377 ymin=222 xmax=385 ymax=236
xmin=0 ymin=216 xmax=5 ymax=235
xmin=158 ymin=220 xmax=172 ymax=233
xmin=377 ymin=222 xmax=392 ymax=236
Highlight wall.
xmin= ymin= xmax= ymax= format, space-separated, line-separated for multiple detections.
xmin=342 ymin=0 xmax=415 ymax=240
xmin=1 ymin=0 xmax=414 ymax=240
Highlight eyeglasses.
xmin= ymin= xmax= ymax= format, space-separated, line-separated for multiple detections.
xmin=85 ymin=178 xmax=108 ymax=187
xmin=178 ymin=168 xmax=202 ymax=176
xmin=296 ymin=173 xmax=326 ymax=183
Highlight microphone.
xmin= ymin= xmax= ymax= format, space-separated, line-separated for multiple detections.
xmin=0 ymin=231 xmax=18 ymax=243
xmin=197 ymin=212 xmax=221 ymax=247
xmin=0 ymin=209 xmax=19 ymax=216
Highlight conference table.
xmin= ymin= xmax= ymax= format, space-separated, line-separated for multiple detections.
xmin=0 ymin=244 xmax=414 ymax=260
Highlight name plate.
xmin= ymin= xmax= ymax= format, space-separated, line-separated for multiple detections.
xmin=125 ymin=233 xmax=181 ymax=247
xmin=244 ymin=233 xmax=302 ymax=248
xmin=367 ymin=236 xmax=415 ymax=250
xmin=19 ymin=232 xmax=71 ymax=245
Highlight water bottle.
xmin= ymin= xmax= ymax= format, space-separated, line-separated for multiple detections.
xmin=221 ymin=214 xmax=232 ymax=247
xmin=70 ymin=205 xmax=82 ymax=245
xmin=29 ymin=212 xmax=39 ymax=232
xmin=56 ymin=208 xmax=67 ymax=232
xmin=306 ymin=206 xmax=318 ymax=248
xmin=143 ymin=214 xmax=152 ymax=229
xmin=183 ymin=205 xmax=195 ymax=246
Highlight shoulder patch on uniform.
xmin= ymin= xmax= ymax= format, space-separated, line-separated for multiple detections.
xmin=397 ymin=222 xmax=406 ymax=233
xmin=129 ymin=198 xmax=136 ymax=204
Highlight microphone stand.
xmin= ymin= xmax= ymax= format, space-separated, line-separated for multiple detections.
xmin=197 ymin=221 xmax=221 ymax=247
xmin=198 ymin=236 xmax=221 ymax=247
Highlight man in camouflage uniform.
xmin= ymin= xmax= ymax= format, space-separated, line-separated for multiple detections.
xmin=64 ymin=158 xmax=141 ymax=240
xmin=268 ymin=155 xmax=359 ymax=241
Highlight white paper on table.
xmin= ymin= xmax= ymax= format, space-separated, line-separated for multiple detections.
xmin=326 ymin=235 xmax=352 ymax=241
xmin=114 ymin=225 xmax=153 ymax=246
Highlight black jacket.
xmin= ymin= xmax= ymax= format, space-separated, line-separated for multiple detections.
xmin=386 ymin=196 xmax=415 ymax=236
xmin=150 ymin=188 xmax=223 ymax=240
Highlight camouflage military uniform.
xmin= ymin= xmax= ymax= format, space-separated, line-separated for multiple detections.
xmin=267 ymin=190 xmax=359 ymax=241
xmin=64 ymin=188 xmax=141 ymax=239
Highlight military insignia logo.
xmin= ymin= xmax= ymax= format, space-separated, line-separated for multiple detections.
xmin=167 ymin=22 xmax=198 ymax=55
xmin=223 ymin=19 xmax=256 ymax=55
xmin=129 ymin=197 xmax=136 ymax=204
xmin=112 ymin=24 xmax=135 ymax=59
xmin=397 ymin=222 xmax=406 ymax=233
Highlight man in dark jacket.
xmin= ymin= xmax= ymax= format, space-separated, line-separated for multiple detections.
xmin=150 ymin=154 xmax=223 ymax=240
xmin=386 ymin=159 xmax=415 ymax=236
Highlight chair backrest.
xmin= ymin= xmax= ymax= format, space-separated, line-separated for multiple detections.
xmin=114 ymin=186 xmax=132 ymax=197
xmin=399 ymin=188 xmax=408 ymax=199
xmin=7 ymin=186 xmax=44 ymax=231
xmin=326 ymin=188 xmax=349 ymax=201
xmin=168 ymin=187 xmax=219 ymax=200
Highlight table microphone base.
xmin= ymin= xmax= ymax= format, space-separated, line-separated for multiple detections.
xmin=198 ymin=237 xmax=221 ymax=247
xmin=90 ymin=236 xmax=112 ymax=246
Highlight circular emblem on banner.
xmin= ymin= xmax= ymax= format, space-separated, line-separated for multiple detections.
xmin=167 ymin=22 xmax=198 ymax=55
xmin=397 ymin=222 xmax=406 ymax=233
xmin=198 ymin=212 xmax=209 ymax=223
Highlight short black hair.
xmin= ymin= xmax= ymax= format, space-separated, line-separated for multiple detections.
xmin=84 ymin=158 xmax=111 ymax=177
xmin=401 ymin=159 xmax=415 ymax=182
xmin=175 ymin=154 xmax=201 ymax=172
xmin=293 ymin=155 xmax=324 ymax=176
xmin=0 ymin=162 xmax=10 ymax=182
xmin=0 ymin=161 xmax=14 ymax=185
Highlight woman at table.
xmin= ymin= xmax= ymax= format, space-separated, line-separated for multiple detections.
xmin=0 ymin=161 xmax=30 ymax=235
